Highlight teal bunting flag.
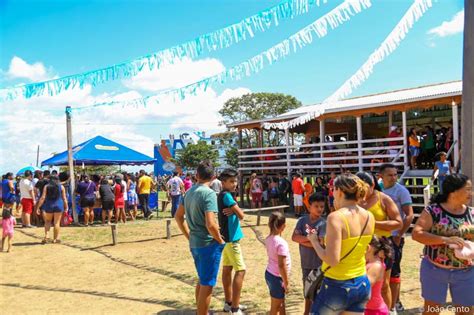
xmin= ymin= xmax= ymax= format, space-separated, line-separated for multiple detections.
xmin=0 ymin=0 xmax=328 ymax=102
xmin=73 ymin=0 xmax=372 ymax=112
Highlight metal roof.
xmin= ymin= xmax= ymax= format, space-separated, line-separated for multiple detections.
xmin=227 ymin=80 xmax=462 ymax=127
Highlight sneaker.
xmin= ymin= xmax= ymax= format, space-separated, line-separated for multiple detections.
xmin=25 ymin=225 xmax=37 ymax=228
xmin=232 ymin=309 xmax=243 ymax=315
xmin=389 ymin=309 xmax=397 ymax=315
xmin=224 ymin=302 xmax=247 ymax=312
xmin=395 ymin=301 xmax=404 ymax=312
xmin=147 ymin=212 xmax=155 ymax=220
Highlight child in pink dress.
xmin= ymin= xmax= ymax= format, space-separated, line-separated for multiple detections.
xmin=365 ymin=236 xmax=393 ymax=315
xmin=1 ymin=209 xmax=16 ymax=252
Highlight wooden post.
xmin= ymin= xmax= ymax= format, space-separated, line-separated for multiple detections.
xmin=402 ymin=111 xmax=408 ymax=171
xmin=65 ymin=106 xmax=78 ymax=223
xmin=166 ymin=219 xmax=171 ymax=239
xmin=462 ymin=0 xmax=474 ymax=189
xmin=257 ymin=209 xmax=261 ymax=226
xmin=356 ymin=116 xmax=363 ymax=171
xmin=111 ymin=224 xmax=117 ymax=245
xmin=285 ymin=128 xmax=291 ymax=179
xmin=452 ymin=102 xmax=460 ymax=168
xmin=319 ymin=119 xmax=325 ymax=173
xmin=238 ymin=129 xmax=244 ymax=207
xmin=388 ymin=111 xmax=393 ymax=133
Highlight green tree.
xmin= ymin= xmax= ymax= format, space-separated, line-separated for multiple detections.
xmin=60 ymin=165 xmax=121 ymax=175
xmin=225 ymin=146 xmax=239 ymax=169
xmin=219 ymin=92 xmax=302 ymax=147
xmin=176 ymin=141 xmax=219 ymax=169
xmin=219 ymin=92 xmax=302 ymax=125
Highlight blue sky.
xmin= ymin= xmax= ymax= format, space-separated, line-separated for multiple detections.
xmin=0 ymin=0 xmax=465 ymax=172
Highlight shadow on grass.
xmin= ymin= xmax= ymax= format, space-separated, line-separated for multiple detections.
xmin=13 ymin=242 xmax=44 ymax=247
xmin=16 ymin=229 xmax=211 ymax=291
xmin=0 ymin=282 xmax=190 ymax=309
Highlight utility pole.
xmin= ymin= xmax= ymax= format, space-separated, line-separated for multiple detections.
xmin=36 ymin=145 xmax=40 ymax=167
xmin=66 ymin=106 xmax=79 ymax=223
xmin=462 ymin=0 xmax=473 ymax=204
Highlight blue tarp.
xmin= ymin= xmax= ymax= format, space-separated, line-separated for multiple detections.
xmin=41 ymin=135 xmax=155 ymax=166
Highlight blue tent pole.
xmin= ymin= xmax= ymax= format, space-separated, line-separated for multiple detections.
xmin=66 ymin=106 xmax=79 ymax=223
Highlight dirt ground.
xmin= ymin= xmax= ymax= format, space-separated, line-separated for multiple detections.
xmin=0 ymin=211 xmax=452 ymax=314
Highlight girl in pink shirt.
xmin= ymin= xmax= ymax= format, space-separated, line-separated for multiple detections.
xmin=365 ymin=236 xmax=393 ymax=315
xmin=1 ymin=209 xmax=16 ymax=252
xmin=265 ymin=211 xmax=291 ymax=315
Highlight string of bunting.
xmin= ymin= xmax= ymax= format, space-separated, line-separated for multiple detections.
xmin=263 ymin=0 xmax=434 ymax=130
xmin=73 ymin=0 xmax=372 ymax=112
xmin=0 ymin=0 xmax=329 ymax=102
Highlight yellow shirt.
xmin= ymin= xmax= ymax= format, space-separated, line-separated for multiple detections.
xmin=138 ymin=175 xmax=152 ymax=194
xmin=323 ymin=212 xmax=374 ymax=280
xmin=367 ymin=191 xmax=391 ymax=237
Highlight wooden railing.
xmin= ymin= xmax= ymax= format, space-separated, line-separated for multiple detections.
xmin=238 ymin=137 xmax=405 ymax=173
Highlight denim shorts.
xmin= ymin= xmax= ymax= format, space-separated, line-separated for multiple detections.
xmin=311 ymin=275 xmax=371 ymax=314
xmin=420 ymin=257 xmax=474 ymax=307
xmin=190 ymin=241 xmax=225 ymax=287
xmin=265 ymin=270 xmax=285 ymax=299
xmin=409 ymin=146 xmax=420 ymax=157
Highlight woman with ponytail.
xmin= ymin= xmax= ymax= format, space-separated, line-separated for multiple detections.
xmin=413 ymin=174 xmax=473 ymax=314
xmin=307 ymin=174 xmax=375 ymax=314
xmin=265 ymin=211 xmax=291 ymax=315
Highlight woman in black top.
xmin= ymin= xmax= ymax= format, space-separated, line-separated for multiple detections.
xmin=99 ymin=178 xmax=115 ymax=225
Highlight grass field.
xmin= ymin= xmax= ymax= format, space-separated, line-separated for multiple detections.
xmin=0 ymin=208 xmax=453 ymax=314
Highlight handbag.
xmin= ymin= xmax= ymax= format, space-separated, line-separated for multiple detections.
xmin=304 ymin=214 xmax=370 ymax=300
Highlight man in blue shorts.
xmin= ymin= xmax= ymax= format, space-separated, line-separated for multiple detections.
xmin=175 ymin=160 xmax=225 ymax=315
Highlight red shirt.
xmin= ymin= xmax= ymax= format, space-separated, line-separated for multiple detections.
xmin=292 ymin=178 xmax=304 ymax=195
xmin=388 ymin=130 xmax=400 ymax=146
xmin=328 ymin=178 xmax=335 ymax=197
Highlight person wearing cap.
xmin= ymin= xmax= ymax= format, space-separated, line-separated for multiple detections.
xmin=388 ymin=126 xmax=401 ymax=156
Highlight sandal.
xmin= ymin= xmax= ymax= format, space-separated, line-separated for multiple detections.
xmin=41 ymin=238 xmax=48 ymax=244
xmin=52 ymin=239 xmax=61 ymax=244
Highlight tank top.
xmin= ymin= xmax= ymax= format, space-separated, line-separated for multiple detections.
xmin=366 ymin=260 xmax=387 ymax=311
xmin=323 ymin=211 xmax=374 ymax=280
xmin=367 ymin=192 xmax=391 ymax=237
xmin=42 ymin=184 xmax=64 ymax=211
xmin=2 ymin=179 xmax=15 ymax=200
xmin=409 ymin=135 xmax=420 ymax=147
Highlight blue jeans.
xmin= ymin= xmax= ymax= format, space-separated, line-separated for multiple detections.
xmin=171 ymin=195 xmax=181 ymax=217
xmin=311 ymin=275 xmax=371 ymax=314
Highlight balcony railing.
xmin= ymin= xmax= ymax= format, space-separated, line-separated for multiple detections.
xmin=238 ymin=137 xmax=405 ymax=173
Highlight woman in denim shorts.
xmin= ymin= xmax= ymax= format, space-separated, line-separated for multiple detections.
xmin=413 ymin=174 xmax=474 ymax=314
xmin=308 ymin=174 xmax=375 ymax=314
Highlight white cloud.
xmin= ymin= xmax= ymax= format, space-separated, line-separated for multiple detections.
xmin=0 ymin=57 xmax=250 ymax=174
xmin=427 ymin=10 xmax=464 ymax=38
xmin=6 ymin=56 xmax=55 ymax=82
xmin=122 ymin=57 xmax=225 ymax=92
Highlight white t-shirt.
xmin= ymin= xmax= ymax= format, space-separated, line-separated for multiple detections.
xmin=167 ymin=176 xmax=184 ymax=196
xmin=121 ymin=181 xmax=127 ymax=200
xmin=20 ymin=178 xmax=34 ymax=200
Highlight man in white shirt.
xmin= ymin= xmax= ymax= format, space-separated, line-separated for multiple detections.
xmin=167 ymin=172 xmax=184 ymax=218
xmin=20 ymin=170 xmax=36 ymax=228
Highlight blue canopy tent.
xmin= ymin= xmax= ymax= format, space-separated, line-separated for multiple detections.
xmin=41 ymin=135 xmax=155 ymax=166
xmin=41 ymin=135 xmax=158 ymax=216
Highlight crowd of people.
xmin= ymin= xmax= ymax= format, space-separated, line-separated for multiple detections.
xmin=0 ymin=169 xmax=199 ymax=244
xmin=1 ymin=160 xmax=472 ymax=315
xmin=174 ymin=161 xmax=472 ymax=315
